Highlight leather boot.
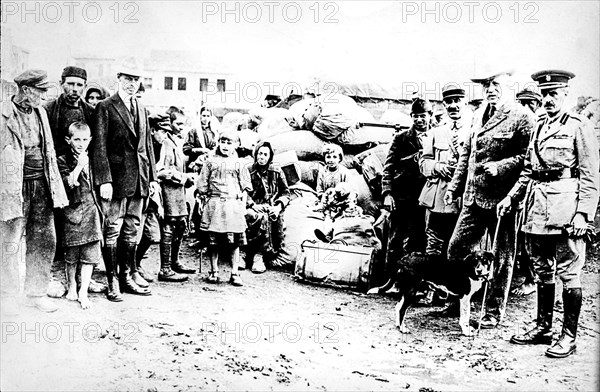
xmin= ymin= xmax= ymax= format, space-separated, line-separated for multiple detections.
xmin=102 ymin=245 xmax=123 ymax=302
xmin=511 ymin=283 xmax=554 ymax=345
xmin=119 ymin=242 xmax=151 ymax=296
xmin=170 ymin=223 xmax=196 ymax=274
xmin=158 ymin=242 xmax=188 ymax=282
xmin=136 ymin=235 xmax=154 ymax=282
xmin=546 ymin=288 xmax=581 ymax=358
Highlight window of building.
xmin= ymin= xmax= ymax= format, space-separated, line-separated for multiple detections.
xmin=178 ymin=77 xmax=187 ymax=91
xmin=164 ymin=76 xmax=173 ymax=90
xmin=144 ymin=77 xmax=153 ymax=89
xmin=199 ymin=78 xmax=208 ymax=92
xmin=217 ymin=79 xmax=226 ymax=92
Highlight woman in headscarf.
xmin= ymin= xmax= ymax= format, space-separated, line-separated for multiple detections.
xmin=84 ymin=85 xmax=110 ymax=108
xmin=244 ymin=141 xmax=290 ymax=273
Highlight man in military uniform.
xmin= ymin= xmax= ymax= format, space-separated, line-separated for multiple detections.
xmin=516 ymin=85 xmax=543 ymax=117
xmin=419 ymin=83 xmax=470 ymax=258
xmin=382 ymin=98 xmax=431 ymax=272
xmin=501 ymin=70 xmax=599 ymax=358
xmin=444 ymin=70 xmax=536 ymax=328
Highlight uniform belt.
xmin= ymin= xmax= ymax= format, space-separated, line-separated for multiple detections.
xmin=530 ymin=167 xmax=579 ymax=182
xmin=208 ymin=194 xmax=243 ymax=200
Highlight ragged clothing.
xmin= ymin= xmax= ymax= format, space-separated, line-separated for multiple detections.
xmin=196 ymin=154 xmax=252 ymax=233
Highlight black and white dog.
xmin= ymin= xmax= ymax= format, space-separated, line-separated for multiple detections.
xmin=368 ymin=251 xmax=493 ymax=336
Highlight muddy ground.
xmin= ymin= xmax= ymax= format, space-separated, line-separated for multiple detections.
xmin=1 ymin=239 xmax=599 ymax=392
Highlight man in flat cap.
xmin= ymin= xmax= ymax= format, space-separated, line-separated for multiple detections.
xmin=516 ymin=85 xmax=543 ymax=116
xmin=382 ymin=98 xmax=431 ymax=277
xmin=501 ymin=70 xmax=599 ymax=358
xmin=444 ymin=70 xmax=536 ymax=330
xmin=92 ymin=59 xmax=157 ymax=297
xmin=0 ymin=69 xmax=69 ymax=314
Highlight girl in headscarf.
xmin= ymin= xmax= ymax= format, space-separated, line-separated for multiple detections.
xmin=84 ymin=85 xmax=110 ymax=108
xmin=243 ymin=141 xmax=290 ymax=273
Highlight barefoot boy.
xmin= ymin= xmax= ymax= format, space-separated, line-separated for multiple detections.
xmin=58 ymin=121 xmax=104 ymax=309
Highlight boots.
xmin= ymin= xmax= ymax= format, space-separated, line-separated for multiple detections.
xmin=510 ymin=283 xmax=554 ymax=345
xmin=158 ymin=242 xmax=188 ymax=282
xmin=119 ymin=242 xmax=151 ymax=296
xmin=170 ymin=223 xmax=196 ymax=274
xmin=136 ymin=235 xmax=154 ymax=282
xmin=102 ymin=245 xmax=123 ymax=302
xmin=546 ymin=288 xmax=581 ymax=358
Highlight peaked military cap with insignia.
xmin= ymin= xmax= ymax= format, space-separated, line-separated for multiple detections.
xmin=441 ymin=83 xmax=466 ymax=100
xmin=531 ymin=69 xmax=575 ymax=90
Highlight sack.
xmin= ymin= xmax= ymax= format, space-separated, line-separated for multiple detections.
xmin=268 ymin=130 xmax=327 ymax=161
xmin=255 ymin=108 xmax=297 ymax=140
xmin=272 ymin=186 xmax=324 ymax=268
xmin=347 ymin=169 xmax=380 ymax=217
xmin=295 ymin=240 xmax=374 ymax=291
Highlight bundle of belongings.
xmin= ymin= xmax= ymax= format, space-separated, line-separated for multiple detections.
xmin=293 ymin=183 xmax=381 ymax=291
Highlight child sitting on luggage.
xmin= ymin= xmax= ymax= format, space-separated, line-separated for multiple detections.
xmin=58 ymin=122 xmax=104 ymax=309
xmin=196 ymin=131 xmax=252 ymax=286
xmin=316 ymin=144 xmax=349 ymax=203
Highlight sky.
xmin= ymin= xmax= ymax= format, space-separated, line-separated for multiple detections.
xmin=3 ymin=0 xmax=599 ymax=105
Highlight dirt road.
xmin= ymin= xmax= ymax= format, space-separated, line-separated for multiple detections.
xmin=1 ymin=241 xmax=599 ymax=391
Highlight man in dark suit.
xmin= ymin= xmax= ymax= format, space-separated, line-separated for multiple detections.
xmin=382 ymin=98 xmax=431 ymax=275
xmin=444 ymin=70 xmax=536 ymax=328
xmin=92 ymin=59 xmax=157 ymax=297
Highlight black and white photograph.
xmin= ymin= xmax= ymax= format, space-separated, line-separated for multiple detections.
xmin=1 ymin=1 xmax=599 ymax=390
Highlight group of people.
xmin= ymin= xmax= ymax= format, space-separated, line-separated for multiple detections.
xmin=382 ymin=69 xmax=598 ymax=359
xmin=0 ymin=61 xmax=598 ymax=360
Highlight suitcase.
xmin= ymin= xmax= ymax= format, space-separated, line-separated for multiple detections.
xmin=295 ymin=239 xmax=374 ymax=291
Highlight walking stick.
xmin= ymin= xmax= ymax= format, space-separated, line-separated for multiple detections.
xmin=476 ymin=215 xmax=503 ymax=337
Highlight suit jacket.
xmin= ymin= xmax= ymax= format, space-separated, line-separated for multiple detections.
xmin=382 ymin=126 xmax=426 ymax=203
xmin=508 ymin=111 xmax=600 ymax=234
xmin=0 ymin=100 xmax=68 ymax=221
xmin=44 ymin=94 xmax=94 ymax=156
xmin=447 ymin=101 xmax=535 ymax=210
xmin=91 ymin=93 xmax=156 ymax=199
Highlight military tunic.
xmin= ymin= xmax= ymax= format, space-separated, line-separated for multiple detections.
xmin=508 ymin=111 xmax=599 ymax=288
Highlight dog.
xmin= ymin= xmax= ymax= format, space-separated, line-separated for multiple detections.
xmin=367 ymin=251 xmax=493 ymax=336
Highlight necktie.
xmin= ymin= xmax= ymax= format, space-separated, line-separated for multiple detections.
xmin=129 ymin=97 xmax=136 ymax=118
xmin=452 ymin=121 xmax=459 ymax=130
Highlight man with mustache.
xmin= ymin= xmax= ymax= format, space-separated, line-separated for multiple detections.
xmin=0 ymin=70 xmax=68 ymax=314
xmin=444 ymin=70 xmax=536 ymax=328
xmin=92 ymin=59 xmax=157 ymax=297
xmin=501 ymin=70 xmax=599 ymax=358
xmin=420 ymin=84 xmax=470 ymax=259
xmin=382 ymin=98 xmax=432 ymax=275
xmin=45 ymin=66 xmax=94 ymax=157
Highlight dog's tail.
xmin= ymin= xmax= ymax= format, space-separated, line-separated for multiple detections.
xmin=367 ymin=278 xmax=395 ymax=295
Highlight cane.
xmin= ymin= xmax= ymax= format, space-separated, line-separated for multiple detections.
xmin=476 ymin=215 xmax=503 ymax=337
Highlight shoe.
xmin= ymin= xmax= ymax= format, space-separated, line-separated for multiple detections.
xmin=88 ymin=279 xmax=107 ymax=294
xmin=230 ymin=274 xmax=244 ymax=287
xmin=206 ymin=272 xmax=220 ymax=284
xmin=251 ymin=258 xmax=266 ymax=274
xmin=119 ymin=242 xmax=151 ymax=296
xmin=137 ymin=266 xmax=154 ymax=283
xmin=171 ymin=259 xmax=196 ymax=274
xmin=131 ymin=271 xmax=149 ymax=288
xmin=511 ymin=283 xmax=554 ymax=345
xmin=546 ymin=288 xmax=581 ymax=358
xmin=158 ymin=268 xmax=188 ymax=282
xmin=27 ymin=297 xmax=58 ymax=313
xmin=102 ymin=245 xmax=123 ymax=302
xmin=479 ymin=315 xmax=499 ymax=329
xmin=416 ymin=290 xmax=434 ymax=306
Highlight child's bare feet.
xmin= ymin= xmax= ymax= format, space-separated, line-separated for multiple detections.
xmin=66 ymin=287 xmax=78 ymax=301
xmin=78 ymin=293 xmax=92 ymax=310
